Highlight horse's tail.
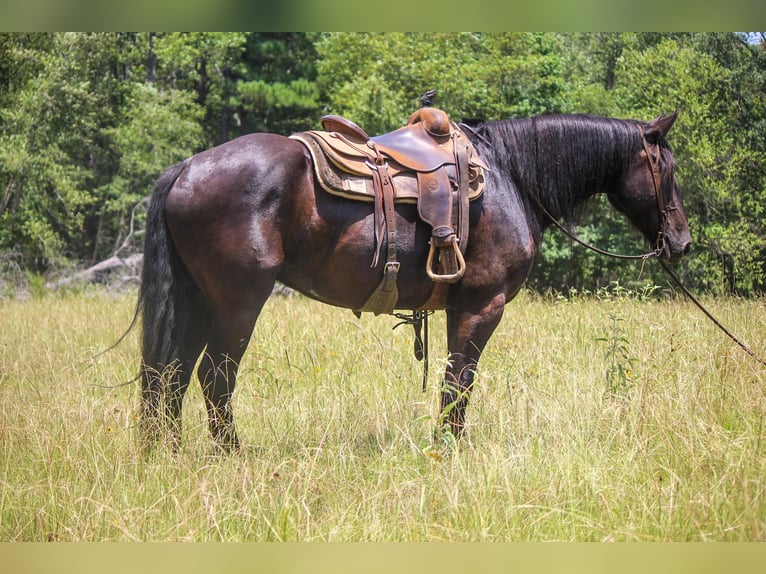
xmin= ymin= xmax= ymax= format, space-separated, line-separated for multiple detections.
xmin=137 ymin=161 xmax=193 ymax=431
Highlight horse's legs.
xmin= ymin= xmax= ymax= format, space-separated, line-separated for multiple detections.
xmin=441 ymin=294 xmax=506 ymax=438
xmin=197 ymin=320 xmax=251 ymax=452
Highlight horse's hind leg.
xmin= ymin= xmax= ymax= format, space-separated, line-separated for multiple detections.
xmin=197 ymin=296 xmax=269 ymax=452
xmin=164 ymin=308 xmax=210 ymax=451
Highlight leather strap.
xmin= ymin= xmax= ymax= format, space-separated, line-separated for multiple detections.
xmin=639 ymin=125 xmax=671 ymax=257
xmin=358 ymin=160 xmax=400 ymax=314
xmin=380 ymin=162 xmax=397 ymax=271
xmin=455 ymin=133 xmax=471 ymax=253
xmin=641 ymin=130 xmax=665 ymax=213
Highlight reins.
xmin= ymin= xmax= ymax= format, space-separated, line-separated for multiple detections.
xmin=543 ymin=213 xmax=663 ymax=261
xmin=552 ymin=215 xmax=766 ymax=367
xmin=543 ymin=124 xmax=766 ymax=368
xmin=658 ymin=260 xmax=766 ymax=367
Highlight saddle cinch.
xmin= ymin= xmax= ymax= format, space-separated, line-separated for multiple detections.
xmin=291 ymin=107 xmax=488 ymax=315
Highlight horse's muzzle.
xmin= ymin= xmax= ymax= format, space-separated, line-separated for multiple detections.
xmin=664 ymin=239 xmax=691 ymax=263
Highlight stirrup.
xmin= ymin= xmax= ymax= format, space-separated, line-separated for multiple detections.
xmin=426 ymin=235 xmax=466 ymax=283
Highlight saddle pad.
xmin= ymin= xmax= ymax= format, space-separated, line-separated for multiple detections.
xmin=291 ymin=132 xmax=486 ymax=204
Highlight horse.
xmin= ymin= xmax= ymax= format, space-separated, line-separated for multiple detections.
xmin=136 ymin=110 xmax=691 ymax=452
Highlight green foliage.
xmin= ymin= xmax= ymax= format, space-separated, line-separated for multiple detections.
xmin=615 ymin=34 xmax=766 ymax=295
xmin=0 ymin=33 xmax=204 ymax=267
xmin=0 ymin=33 xmax=320 ymax=269
xmin=105 ymin=83 xmax=205 ymax=198
xmin=315 ymin=32 xmax=566 ymax=133
xmin=24 ymin=270 xmax=46 ymax=299
xmin=235 ymin=32 xmax=321 ymax=134
xmin=0 ymin=32 xmax=764 ymax=296
xmin=236 ymin=78 xmax=319 ymax=133
xmin=150 ymin=32 xmax=248 ymax=147
xmin=94 ymin=83 xmax=205 ymax=258
xmin=0 ymin=33 xmax=114 ymax=268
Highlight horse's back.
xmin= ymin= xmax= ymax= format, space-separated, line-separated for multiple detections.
xmin=173 ymin=132 xmax=306 ymax=194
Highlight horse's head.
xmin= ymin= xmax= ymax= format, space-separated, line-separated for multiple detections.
xmin=609 ymin=111 xmax=692 ymax=263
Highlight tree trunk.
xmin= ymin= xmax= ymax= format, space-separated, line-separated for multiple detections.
xmin=146 ymin=32 xmax=156 ymax=84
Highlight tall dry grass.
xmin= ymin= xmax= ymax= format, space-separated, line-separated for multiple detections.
xmin=1 ymin=286 xmax=764 ymax=540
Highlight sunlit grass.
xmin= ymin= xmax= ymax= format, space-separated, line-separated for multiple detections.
xmin=1 ymin=288 xmax=764 ymax=540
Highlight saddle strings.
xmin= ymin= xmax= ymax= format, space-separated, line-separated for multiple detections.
xmin=393 ymin=310 xmax=433 ymax=392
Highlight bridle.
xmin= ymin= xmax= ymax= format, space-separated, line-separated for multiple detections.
xmin=542 ymin=122 xmax=674 ymax=262
xmin=639 ymin=123 xmax=677 ymax=261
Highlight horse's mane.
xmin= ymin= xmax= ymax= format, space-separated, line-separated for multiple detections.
xmin=469 ymin=114 xmax=654 ymax=224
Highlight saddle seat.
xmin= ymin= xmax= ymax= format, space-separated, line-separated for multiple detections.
xmin=290 ymin=107 xmax=488 ymax=315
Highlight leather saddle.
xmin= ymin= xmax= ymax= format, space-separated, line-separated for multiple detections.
xmin=291 ymin=107 xmax=488 ymax=314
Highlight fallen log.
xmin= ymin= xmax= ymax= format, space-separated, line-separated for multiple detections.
xmin=46 ymin=253 xmax=143 ymax=290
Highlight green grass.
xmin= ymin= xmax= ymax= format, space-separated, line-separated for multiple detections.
xmin=1 ymin=287 xmax=765 ymax=541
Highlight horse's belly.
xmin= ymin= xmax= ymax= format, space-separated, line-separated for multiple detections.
xmin=278 ymin=232 xmax=435 ymax=311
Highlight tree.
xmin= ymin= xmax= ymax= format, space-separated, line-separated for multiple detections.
xmin=611 ymin=34 xmax=766 ymax=294
xmin=0 ymin=33 xmax=120 ymax=268
xmin=314 ymin=33 xmax=567 ymax=134
xmin=234 ymin=32 xmax=321 ymax=136
xmin=0 ymin=33 xmax=206 ymax=269
xmin=149 ymin=32 xmax=248 ymax=147
xmin=93 ymin=83 xmax=204 ymax=261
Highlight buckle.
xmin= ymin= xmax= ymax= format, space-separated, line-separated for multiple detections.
xmin=365 ymin=160 xmax=389 ymax=171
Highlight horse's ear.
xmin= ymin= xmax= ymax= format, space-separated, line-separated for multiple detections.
xmin=644 ymin=110 xmax=679 ymax=143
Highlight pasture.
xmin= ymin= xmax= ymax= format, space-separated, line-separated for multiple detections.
xmin=1 ymin=286 xmax=764 ymax=541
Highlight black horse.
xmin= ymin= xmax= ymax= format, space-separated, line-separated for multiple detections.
xmin=137 ymin=111 xmax=691 ymax=451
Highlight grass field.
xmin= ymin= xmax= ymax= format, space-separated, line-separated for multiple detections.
xmin=1 ymin=286 xmax=764 ymax=541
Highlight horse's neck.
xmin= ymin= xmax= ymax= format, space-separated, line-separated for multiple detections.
xmin=532 ymin=130 xmax=622 ymax=222
xmin=531 ymin=160 xmax=602 ymax=225
xmin=480 ymin=115 xmax=628 ymax=229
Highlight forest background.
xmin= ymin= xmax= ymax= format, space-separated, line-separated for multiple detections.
xmin=1 ymin=32 xmax=764 ymax=296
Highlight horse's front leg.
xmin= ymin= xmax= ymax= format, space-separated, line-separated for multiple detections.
xmin=440 ymin=294 xmax=506 ymax=439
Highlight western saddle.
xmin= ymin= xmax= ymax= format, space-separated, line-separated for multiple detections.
xmin=291 ymin=105 xmax=488 ymax=315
